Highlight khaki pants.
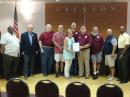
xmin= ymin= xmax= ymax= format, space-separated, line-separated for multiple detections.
xmin=78 ymin=49 xmax=90 ymax=77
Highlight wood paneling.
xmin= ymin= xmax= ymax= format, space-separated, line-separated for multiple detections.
xmin=45 ymin=3 xmax=127 ymax=37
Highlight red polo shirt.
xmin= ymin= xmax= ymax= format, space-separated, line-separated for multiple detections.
xmin=39 ymin=31 xmax=55 ymax=47
xmin=73 ymin=31 xmax=80 ymax=42
xmin=78 ymin=32 xmax=92 ymax=47
xmin=91 ymin=34 xmax=104 ymax=54
xmin=52 ymin=32 xmax=67 ymax=53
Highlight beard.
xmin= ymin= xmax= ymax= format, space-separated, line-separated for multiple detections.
xmin=91 ymin=32 xmax=98 ymax=36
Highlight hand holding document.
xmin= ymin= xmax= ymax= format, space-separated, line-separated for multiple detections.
xmin=72 ymin=42 xmax=80 ymax=52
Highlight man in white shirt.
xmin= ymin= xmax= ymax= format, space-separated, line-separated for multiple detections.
xmin=0 ymin=26 xmax=20 ymax=80
xmin=117 ymin=26 xmax=130 ymax=83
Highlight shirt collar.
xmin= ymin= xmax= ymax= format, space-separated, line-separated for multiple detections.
xmin=28 ymin=32 xmax=33 ymax=35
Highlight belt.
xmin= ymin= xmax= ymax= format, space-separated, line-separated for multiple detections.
xmin=118 ymin=48 xmax=124 ymax=50
xmin=80 ymin=48 xmax=90 ymax=51
xmin=43 ymin=45 xmax=53 ymax=48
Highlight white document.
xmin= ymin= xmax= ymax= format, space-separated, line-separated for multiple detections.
xmin=72 ymin=42 xmax=80 ymax=52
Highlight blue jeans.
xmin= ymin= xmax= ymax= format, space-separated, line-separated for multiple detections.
xmin=70 ymin=53 xmax=78 ymax=75
xmin=23 ymin=55 xmax=35 ymax=77
xmin=41 ymin=47 xmax=54 ymax=75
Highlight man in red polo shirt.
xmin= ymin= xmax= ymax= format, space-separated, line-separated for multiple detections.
xmin=39 ymin=24 xmax=55 ymax=76
xmin=78 ymin=25 xmax=91 ymax=79
xmin=90 ymin=26 xmax=104 ymax=79
xmin=52 ymin=25 xmax=67 ymax=77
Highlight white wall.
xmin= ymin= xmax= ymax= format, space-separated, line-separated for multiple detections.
xmin=127 ymin=1 xmax=130 ymax=34
xmin=0 ymin=1 xmax=130 ymax=35
xmin=0 ymin=1 xmax=45 ymax=35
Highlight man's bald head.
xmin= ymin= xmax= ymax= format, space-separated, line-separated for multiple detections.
xmin=7 ymin=26 xmax=14 ymax=34
xmin=45 ymin=24 xmax=52 ymax=32
xmin=27 ymin=24 xmax=33 ymax=33
xmin=58 ymin=25 xmax=64 ymax=32
xmin=107 ymin=29 xmax=113 ymax=36
xmin=120 ymin=26 xmax=126 ymax=34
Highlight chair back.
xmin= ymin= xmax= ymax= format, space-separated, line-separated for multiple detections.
xmin=6 ymin=78 xmax=30 ymax=97
xmin=97 ymin=83 xmax=123 ymax=97
xmin=66 ymin=82 xmax=91 ymax=97
xmin=35 ymin=80 xmax=59 ymax=97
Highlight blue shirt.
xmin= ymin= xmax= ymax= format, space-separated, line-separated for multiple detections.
xmin=104 ymin=35 xmax=117 ymax=54
xmin=28 ymin=32 xmax=33 ymax=45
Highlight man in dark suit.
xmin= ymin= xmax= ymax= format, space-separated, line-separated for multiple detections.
xmin=20 ymin=24 xmax=39 ymax=79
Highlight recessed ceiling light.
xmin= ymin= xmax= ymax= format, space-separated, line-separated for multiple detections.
xmin=56 ymin=0 xmax=60 ymax=1
xmin=0 ymin=1 xmax=3 ymax=3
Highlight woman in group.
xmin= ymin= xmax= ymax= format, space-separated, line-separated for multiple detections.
xmin=63 ymin=29 xmax=75 ymax=79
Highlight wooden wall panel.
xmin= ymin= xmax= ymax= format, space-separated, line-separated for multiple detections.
xmin=45 ymin=2 xmax=127 ymax=37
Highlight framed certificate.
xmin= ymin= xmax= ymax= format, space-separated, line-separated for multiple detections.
xmin=72 ymin=42 xmax=80 ymax=52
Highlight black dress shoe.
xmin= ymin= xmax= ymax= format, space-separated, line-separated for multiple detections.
xmin=77 ymin=75 xmax=83 ymax=78
xmin=92 ymin=74 xmax=98 ymax=80
xmin=120 ymin=80 xmax=128 ymax=84
xmin=60 ymin=72 xmax=64 ymax=76
xmin=73 ymin=74 xmax=77 ymax=77
xmin=117 ymin=79 xmax=121 ymax=81
xmin=55 ymin=73 xmax=59 ymax=77
xmin=24 ymin=76 xmax=28 ymax=80
xmin=43 ymin=74 xmax=48 ymax=76
xmin=85 ymin=76 xmax=90 ymax=79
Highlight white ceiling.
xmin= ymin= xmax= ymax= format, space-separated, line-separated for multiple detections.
xmin=0 ymin=0 xmax=130 ymax=3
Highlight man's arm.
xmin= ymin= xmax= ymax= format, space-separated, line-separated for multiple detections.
xmin=111 ymin=45 xmax=117 ymax=58
xmin=120 ymin=35 xmax=130 ymax=58
xmin=39 ymin=41 xmax=44 ymax=53
xmin=20 ymin=34 xmax=25 ymax=55
xmin=52 ymin=34 xmax=62 ymax=50
xmin=80 ymin=44 xmax=91 ymax=49
xmin=0 ymin=34 xmax=6 ymax=53
xmin=39 ymin=33 xmax=44 ymax=53
xmin=121 ymin=45 xmax=129 ymax=56
xmin=35 ymin=34 xmax=40 ymax=54
xmin=80 ymin=34 xmax=91 ymax=49
xmin=101 ymin=36 xmax=104 ymax=49
xmin=1 ymin=44 xmax=5 ymax=53
xmin=53 ymin=41 xmax=62 ymax=50
xmin=111 ymin=38 xmax=117 ymax=58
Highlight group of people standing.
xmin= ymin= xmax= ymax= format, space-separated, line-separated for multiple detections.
xmin=0 ymin=22 xmax=130 ymax=84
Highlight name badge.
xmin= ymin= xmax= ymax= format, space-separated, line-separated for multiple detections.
xmin=97 ymin=36 xmax=100 ymax=38
xmin=85 ymin=35 xmax=87 ymax=38
xmin=75 ymin=32 xmax=78 ymax=35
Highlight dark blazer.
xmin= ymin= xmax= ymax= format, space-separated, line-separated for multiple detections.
xmin=20 ymin=32 xmax=39 ymax=55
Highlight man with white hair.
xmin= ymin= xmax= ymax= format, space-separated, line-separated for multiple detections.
xmin=104 ymin=29 xmax=117 ymax=81
xmin=21 ymin=24 xmax=39 ymax=79
xmin=39 ymin=24 xmax=55 ymax=76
